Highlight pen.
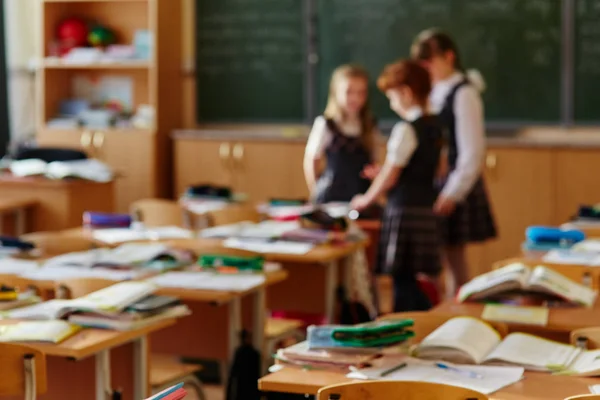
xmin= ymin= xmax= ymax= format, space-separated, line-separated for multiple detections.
xmin=435 ymin=362 xmax=484 ymax=379
xmin=380 ymin=362 xmax=407 ymax=377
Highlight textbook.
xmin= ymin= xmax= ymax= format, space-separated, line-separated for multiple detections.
xmin=3 ymin=281 xmax=156 ymax=320
xmin=414 ymin=316 xmax=600 ymax=374
xmin=0 ymin=320 xmax=81 ymax=343
xmin=456 ymin=262 xmax=597 ymax=307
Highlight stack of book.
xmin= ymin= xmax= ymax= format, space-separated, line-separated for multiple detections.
xmin=274 ymin=319 xmax=414 ymax=372
xmin=4 ymin=281 xmax=190 ymax=331
xmin=0 ymin=285 xmax=40 ymax=311
xmin=146 ymin=382 xmax=187 ymax=400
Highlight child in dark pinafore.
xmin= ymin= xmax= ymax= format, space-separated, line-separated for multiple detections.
xmin=412 ymin=29 xmax=497 ymax=296
xmin=304 ymin=65 xmax=379 ymax=203
xmin=351 ymin=60 xmax=444 ymax=312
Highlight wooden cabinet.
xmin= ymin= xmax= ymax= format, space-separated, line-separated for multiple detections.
xmin=37 ymin=0 xmax=182 ymax=212
xmin=554 ymin=149 xmax=600 ymax=224
xmin=174 ymin=138 xmax=309 ymax=202
xmin=473 ymin=148 xmax=554 ymax=276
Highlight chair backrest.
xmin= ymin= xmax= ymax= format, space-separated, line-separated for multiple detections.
xmin=492 ymin=257 xmax=598 ymax=289
xmin=55 ymin=277 xmax=116 ymax=299
xmin=317 ymin=381 xmax=488 ymax=400
xmin=0 ymin=342 xmax=47 ymax=399
xmin=14 ymin=147 xmax=88 ymax=163
xmin=378 ymin=311 xmax=508 ymax=342
xmin=131 ymin=198 xmax=195 ymax=229
xmin=204 ymin=204 xmax=261 ymax=227
xmin=564 ymin=396 xmax=600 ymax=400
xmin=21 ymin=231 xmax=96 ymax=255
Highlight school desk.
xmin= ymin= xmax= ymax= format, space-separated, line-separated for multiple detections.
xmin=150 ymin=269 xmax=288 ymax=388
xmin=258 ymin=367 xmax=600 ymax=400
xmin=0 ymin=318 xmax=176 ymax=400
xmin=0 ymin=197 xmax=37 ymax=235
xmin=433 ymin=298 xmax=600 ymax=342
xmin=0 ymin=175 xmax=115 ymax=231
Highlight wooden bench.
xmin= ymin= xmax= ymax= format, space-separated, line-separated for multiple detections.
xmin=150 ymin=354 xmax=205 ymax=399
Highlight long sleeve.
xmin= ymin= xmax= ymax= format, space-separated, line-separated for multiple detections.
xmin=441 ymin=85 xmax=486 ymax=201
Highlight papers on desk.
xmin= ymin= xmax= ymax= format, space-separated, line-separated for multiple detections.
xmin=223 ymin=238 xmax=314 ymax=255
xmin=92 ymin=226 xmax=193 ymax=244
xmin=22 ymin=265 xmax=146 ymax=281
xmin=0 ymin=258 xmax=40 ymax=274
xmin=10 ymin=158 xmax=114 ymax=182
xmin=0 ymin=320 xmax=81 ymax=343
xmin=149 ymin=271 xmax=265 ymax=292
xmin=346 ymin=355 xmax=524 ymax=395
xmin=200 ymin=220 xmax=299 ymax=240
xmin=542 ymin=249 xmax=600 ymax=266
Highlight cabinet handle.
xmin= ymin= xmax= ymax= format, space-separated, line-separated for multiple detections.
xmin=232 ymin=143 xmax=244 ymax=164
xmin=219 ymin=143 xmax=231 ymax=168
xmin=92 ymin=131 xmax=105 ymax=149
xmin=486 ymin=153 xmax=497 ymax=170
xmin=80 ymin=130 xmax=93 ymax=149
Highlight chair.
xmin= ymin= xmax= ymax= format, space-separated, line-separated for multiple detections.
xmin=55 ymin=278 xmax=206 ymax=400
xmin=131 ymin=198 xmax=196 ymax=229
xmin=0 ymin=342 xmax=47 ymax=400
xmin=204 ymin=204 xmax=261 ymax=227
xmin=565 ymin=396 xmax=600 ymax=400
xmin=54 ymin=278 xmax=116 ymax=299
xmin=317 ymin=381 xmax=488 ymax=400
xmin=21 ymin=231 xmax=96 ymax=255
xmin=149 ymin=354 xmax=205 ymax=400
xmin=378 ymin=311 xmax=508 ymax=342
xmin=14 ymin=147 xmax=88 ymax=163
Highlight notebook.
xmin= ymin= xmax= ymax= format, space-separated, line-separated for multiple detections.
xmin=457 ymin=263 xmax=597 ymax=307
xmin=149 ymin=271 xmax=265 ymax=292
xmin=347 ymin=355 xmax=524 ymax=395
xmin=146 ymin=383 xmax=187 ymax=400
xmin=0 ymin=320 xmax=81 ymax=343
xmin=414 ymin=316 xmax=600 ymax=373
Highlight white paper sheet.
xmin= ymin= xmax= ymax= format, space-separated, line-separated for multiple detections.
xmin=150 ymin=271 xmax=265 ymax=291
xmin=0 ymin=258 xmax=40 ymax=275
xmin=223 ymin=238 xmax=314 ymax=255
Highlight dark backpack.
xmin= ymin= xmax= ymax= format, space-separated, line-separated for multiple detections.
xmin=226 ymin=330 xmax=261 ymax=400
xmin=336 ymin=286 xmax=372 ymax=325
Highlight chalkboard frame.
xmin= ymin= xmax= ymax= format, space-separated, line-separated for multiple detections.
xmin=194 ymin=0 xmax=600 ymax=129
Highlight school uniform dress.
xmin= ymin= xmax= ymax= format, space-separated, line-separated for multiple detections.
xmin=377 ymin=108 xmax=444 ymax=312
xmin=431 ymin=72 xmax=497 ymax=246
xmin=305 ymin=116 xmax=373 ymax=204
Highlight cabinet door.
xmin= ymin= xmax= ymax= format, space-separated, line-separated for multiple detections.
xmin=233 ymin=142 xmax=309 ymax=202
xmin=174 ymin=139 xmax=233 ymax=197
xmin=475 ymin=147 xmax=554 ymax=276
xmin=37 ymin=129 xmax=94 ymax=155
xmin=93 ymin=131 xmax=156 ymax=212
xmin=555 ymin=149 xmax=600 ymax=224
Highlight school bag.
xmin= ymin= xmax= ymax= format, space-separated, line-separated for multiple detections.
xmin=226 ymin=330 xmax=261 ymax=400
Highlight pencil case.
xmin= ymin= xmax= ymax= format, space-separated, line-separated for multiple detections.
xmin=83 ymin=212 xmax=132 ymax=228
xmin=198 ymin=254 xmax=264 ymax=272
xmin=185 ymin=184 xmax=232 ymax=200
xmin=525 ymin=226 xmax=585 ymax=245
xmin=332 ymin=319 xmax=414 ymax=344
xmin=0 ymin=236 xmax=35 ymax=251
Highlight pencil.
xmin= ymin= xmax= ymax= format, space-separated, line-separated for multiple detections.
xmin=380 ymin=362 xmax=407 ymax=377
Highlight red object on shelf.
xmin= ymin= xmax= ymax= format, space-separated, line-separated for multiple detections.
xmin=57 ymin=18 xmax=89 ymax=54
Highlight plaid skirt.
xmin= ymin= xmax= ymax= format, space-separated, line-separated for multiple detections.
xmin=440 ymin=178 xmax=497 ymax=246
xmin=377 ymin=206 xmax=443 ymax=278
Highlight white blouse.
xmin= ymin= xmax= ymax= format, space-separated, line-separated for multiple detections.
xmin=305 ymin=116 xmax=378 ymax=160
xmin=384 ymin=106 xmax=423 ymax=167
xmin=430 ymin=72 xmax=486 ymax=202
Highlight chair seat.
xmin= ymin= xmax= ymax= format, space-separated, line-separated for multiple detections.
xmin=266 ymin=318 xmax=304 ymax=339
xmin=150 ymin=354 xmax=202 ymax=387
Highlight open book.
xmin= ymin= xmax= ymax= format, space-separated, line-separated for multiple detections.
xmin=415 ymin=316 xmax=600 ymax=375
xmin=0 ymin=320 xmax=81 ymax=343
xmin=457 ymin=263 xmax=597 ymax=307
xmin=3 ymin=281 xmax=156 ymax=320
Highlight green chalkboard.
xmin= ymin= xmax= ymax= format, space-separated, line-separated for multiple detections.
xmin=317 ymin=0 xmax=562 ymax=123
xmin=195 ymin=0 xmax=305 ymax=122
xmin=574 ymin=0 xmax=600 ymax=122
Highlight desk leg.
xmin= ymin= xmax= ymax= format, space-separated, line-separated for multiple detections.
xmin=253 ymin=287 xmax=266 ymax=373
xmin=95 ymin=349 xmax=111 ymax=400
xmin=134 ymin=336 xmax=149 ymax=400
xmin=324 ymin=261 xmax=338 ymax=324
xmin=222 ymin=298 xmax=242 ymax=393
xmin=15 ymin=208 xmax=26 ymax=235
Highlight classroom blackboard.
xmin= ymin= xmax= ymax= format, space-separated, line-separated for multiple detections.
xmin=317 ymin=0 xmax=562 ymax=124
xmin=575 ymin=0 xmax=600 ymax=122
xmin=195 ymin=0 xmax=305 ymax=122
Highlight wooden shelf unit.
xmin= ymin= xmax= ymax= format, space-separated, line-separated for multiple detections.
xmin=37 ymin=0 xmax=182 ymax=212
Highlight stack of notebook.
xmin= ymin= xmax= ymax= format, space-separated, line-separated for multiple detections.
xmin=145 ymin=382 xmax=187 ymax=400
xmin=4 ymin=281 xmax=190 ymax=331
xmin=275 ymin=320 xmax=414 ymax=371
